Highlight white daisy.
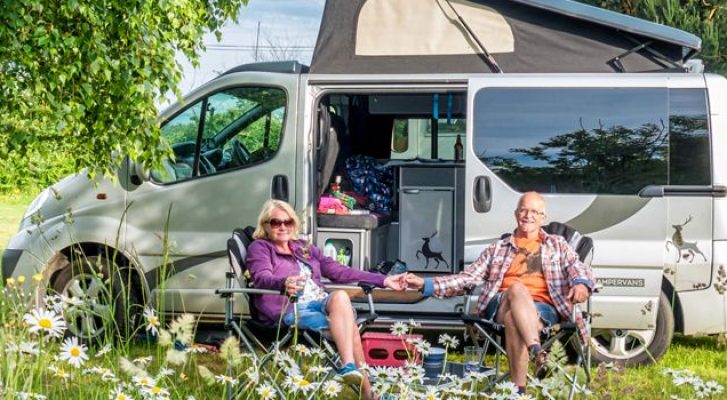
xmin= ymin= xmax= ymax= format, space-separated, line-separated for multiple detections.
xmin=59 ymin=337 xmax=88 ymax=368
xmin=293 ymin=344 xmax=311 ymax=356
xmin=308 ymin=365 xmax=331 ymax=376
xmin=156 ymin=368 xmax=174 ymax=378
xmin=23 ymin=308 xmax=66 ymax=338
xmin=141 ymin=385 xmax=169 ymax=399
xmin=109 ymin=386 xmax=132 ymax=400
xmin=495 ymin=381 xmax=519 ymax=397
xmin=95 ymin=343 xmax=112 ymax=358
xmin=390 ymin=321 xmax=409 ymax=336
xmin=19 ymin=341 xmax=39 ymax=356
xmin=256 ymin=383 xmax=277 ymax=400
xmin=132 ymin=375 xmax=156 ymax=388
xmin=143 ymin=308 xmax=160 ymax=336
xmin=437 ymin=333 xmax=460 ymax=349
xmin=214 ymin=374 xmax=238 ymax=386
xmin=133 ymin=356 xmax=153 ymax=365
xmin=321 ymin=380 xmax=342 ymax=398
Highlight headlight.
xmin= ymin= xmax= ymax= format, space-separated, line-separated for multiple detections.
xmin=19 ymin=189 xmax=50 ymax=230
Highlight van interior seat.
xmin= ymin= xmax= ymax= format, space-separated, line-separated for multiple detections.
xmin=317 ymin=213 xmax=391 ymax=230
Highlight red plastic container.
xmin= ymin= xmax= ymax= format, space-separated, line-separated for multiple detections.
xmin=361 ymin=332 xmax=422 ymax=367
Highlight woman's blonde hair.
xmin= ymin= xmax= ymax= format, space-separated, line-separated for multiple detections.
xmin=252 ymin=199 xmax=300 ymax=240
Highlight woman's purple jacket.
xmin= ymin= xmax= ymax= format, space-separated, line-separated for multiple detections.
xmin=245 ymin=239 xmax=386 ymax=324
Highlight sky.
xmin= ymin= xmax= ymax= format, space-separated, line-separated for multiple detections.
xmin=177 ymin=0 xmax=325 ymax=93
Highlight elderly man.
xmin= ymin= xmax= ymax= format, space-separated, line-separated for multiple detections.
xmin=405 ymin=192 xmax=593 ymax=393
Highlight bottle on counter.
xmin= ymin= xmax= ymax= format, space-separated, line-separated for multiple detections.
xmin=454 ymin=134 xmax=464 ymax=162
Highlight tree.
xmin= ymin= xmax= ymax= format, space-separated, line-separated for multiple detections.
xmin=0 ymin=0 xmax=248 ymax=191
xmin=581 ymin=0 xmax=727 ymax=74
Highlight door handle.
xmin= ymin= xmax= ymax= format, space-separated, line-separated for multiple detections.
xmin=272 ymin=175 xmax=289 ymax=202
xmin=402 ymin=189 xmax=421 ymax=194
xmin=473 ymin=175 xmax=491 ymax=213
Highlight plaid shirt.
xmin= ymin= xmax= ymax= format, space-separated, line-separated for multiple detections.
xmin=432 ymin=229 xmax=593 ymax=342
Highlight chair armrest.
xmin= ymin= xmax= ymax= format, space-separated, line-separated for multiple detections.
xmin=216 ymin=287 xmax=282 ymax=296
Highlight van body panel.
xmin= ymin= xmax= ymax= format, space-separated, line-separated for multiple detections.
xmin=464 ymin=74 xmax=711 ymax=331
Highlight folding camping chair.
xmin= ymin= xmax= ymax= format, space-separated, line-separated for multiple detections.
xmin=462 ymin=222 xmax=595 ymax=400
xmin=215 ymin=226 xmax=381 ymax=398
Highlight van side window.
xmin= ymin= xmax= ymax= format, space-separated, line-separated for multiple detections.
xmin=153 ymin=102 xmax=203 ymax=183
xmin=153 ymin=87 xmax=286 ymax=184
xmin=669 ymin=89 xmax=710 ymax=185
xmin=473 ymin=87 xmax=671 ymax=194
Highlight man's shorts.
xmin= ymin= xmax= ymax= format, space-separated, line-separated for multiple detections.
xmin=282 ymin=296 xmax=337 ymax=333
xmin=482 ymin=292 xmax=560 ymax=327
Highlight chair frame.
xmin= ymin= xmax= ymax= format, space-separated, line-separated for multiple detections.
xmin=215 ymin=227 xmax=382 ymax=400
xmin=461 ymin=222 xmax=596 ymax=399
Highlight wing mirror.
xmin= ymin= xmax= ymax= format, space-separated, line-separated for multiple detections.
xmin=116 ymin=155 xmax=149 ymax=191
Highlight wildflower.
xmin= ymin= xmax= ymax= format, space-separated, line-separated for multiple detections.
xmin=134 ymin=356 xmax=153 ymax=365
xmin=157 ymin=368 xmax=174 ymax=378
xmin=309 ymin=348 xmax=326 ymax=359
xmin=48 ymin=365 xmax=71 ymax=381
xmin=243 ymin=367 xmax=260 ymax=384
xmin=143 ymin=308 xmax=160 ymax=336
xmin=215 ymin=374 xmax=238 ymax=386
xmin=423 ymin=387 xmax=439 ymax=400
xmin=32 ymin=273 xmax=43 ymax=283
xmin=168 ymin=314 xmax=195 ymax=344
xmin=495 ymin=381 xmax=519 ymax=397
xmin=321 ymin=380 xmax=342 ymax=397
xmin=95 ymin=343 xmax=112 ymax=358
xmin=141 ymin=385 xmax=169 ymax=399
xmin=409 ymin=337 xmax=431 ymax=356
xmin=390 ymin=321 xmax=408 ymax=336
xmin=19 ymin=341 xmax=39 ymax=356
xmin=294 ymin=344 xmax=311 ymax=356
xmin=59 ymin=337 xmax=89 ymax=368
xmin=23 ymin=308 xmax=66 ymax=338
xmin=185 ymin=344 xmax=208 ymax=354
xmin=309 ymin=365 xmax=331 ymax=376
xmin=109 ymin=386 xmax=132 ymax=400
xmin=284 ymin=374 xmax=315 ymax=394
xmin=17 ymin=275 xmax=25 ymax=284
xmin=6 ymin=277 xmax=15 ymax=287
xmin=219 ymin=337 xmax=243 ymax=366
xmin=369 ymin=366 xmax=391 ymax=381
xmin=438 ymin=333 xmax=459 ymax=349
xmin=256 ymin=383 xmax=277 ymax=400
xmin=132 ymin=375 xmax=156 ymax=388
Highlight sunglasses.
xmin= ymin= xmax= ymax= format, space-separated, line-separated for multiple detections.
xmin=267 ymin=218 xmax=294 ymax=228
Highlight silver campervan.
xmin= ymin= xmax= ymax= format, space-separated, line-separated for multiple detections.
xmin=4 ymin=0 xmax=727 ymax=366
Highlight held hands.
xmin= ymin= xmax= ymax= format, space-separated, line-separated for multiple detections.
xmin=568 ymin=283 xmax=590 ymax=304
xmin=284 ymin=275 xmax=306 ymax=297
xmin=404 ymin=273 xmax=425 ymax=291
xmin=383 ymin=273 xmax=408 ymax=291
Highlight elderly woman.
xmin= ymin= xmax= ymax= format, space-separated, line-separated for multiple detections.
xmin=246 ymin=199 xmax=405 ymax=398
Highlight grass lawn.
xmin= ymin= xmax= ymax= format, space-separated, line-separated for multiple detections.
xmin=0 ymin=191 xmax=35 ymax=253
xmin=0 ymin=190 xmax=725 ymax=398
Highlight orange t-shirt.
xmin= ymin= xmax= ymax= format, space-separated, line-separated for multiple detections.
xmin=500 ymin=236 xmax=553 ymax=305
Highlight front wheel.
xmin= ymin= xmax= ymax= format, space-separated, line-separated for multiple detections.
xmin=590 ymin=292 xmax=674 ymax=365
xmin=51 ymin=254 xmax=141 ymax=342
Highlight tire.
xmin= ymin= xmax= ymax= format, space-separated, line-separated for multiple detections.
xmin=52 ymin=254 xmax=142 ymax=342
xmin=590 ymin=292 xmax=674 ymax=366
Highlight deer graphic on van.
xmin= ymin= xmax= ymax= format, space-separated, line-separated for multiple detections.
xmin=416 ymin=231 xmax=450 ymax=269
xmin=665 ymin=216 xmax=707 ymax=263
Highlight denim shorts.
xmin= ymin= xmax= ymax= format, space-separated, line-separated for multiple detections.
xmin=282 ymin=296 xmax=333 ymax=332
xmin=483 ymin=292 xmax=560 ymax=327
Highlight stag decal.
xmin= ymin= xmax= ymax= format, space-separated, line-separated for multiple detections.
xmin=665 ymin=216 xmax=707 ymax=263
xmin=416 ymin=231 xmax=450 ymax=269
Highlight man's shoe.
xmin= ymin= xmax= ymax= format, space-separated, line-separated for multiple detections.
xmin=338 ymin=363 xmax=363 ymax=386
xmin=533 ymin=350 xmax=550 ymax=379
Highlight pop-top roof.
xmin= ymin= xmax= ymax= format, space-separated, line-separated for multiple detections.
xmin=310 ymin=0 xmax=701 ymax=74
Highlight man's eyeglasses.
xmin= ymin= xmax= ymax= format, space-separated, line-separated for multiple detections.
xmin=517 ymin=208 xmax=545 ymax=217
xmin=267 ymin=218 xmax=295 ymax=228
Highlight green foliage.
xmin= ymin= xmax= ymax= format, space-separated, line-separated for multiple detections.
xmin=581 ymin=0 xmax=727 ymax=74
xmin=0 ymin=0 xmax=249 ymax=191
